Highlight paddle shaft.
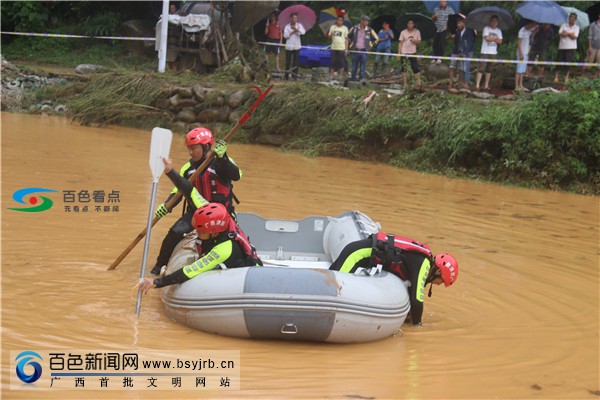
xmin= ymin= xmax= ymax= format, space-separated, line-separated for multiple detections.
xmin=135 ymin=180 xmax=159 ymax=316
xmin=107 ymin=88 xmax=270 ymax=271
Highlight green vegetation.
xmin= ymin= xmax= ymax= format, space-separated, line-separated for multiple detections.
xmin=243 ymin=80 xmax=600 ymax=193
xmin=4 ymin=1 xmax=599 ymax=193
xmin=2 ymin=37 xmax=155 ymax=69
xmin=29 ymin=71 xmax=600 ymax=194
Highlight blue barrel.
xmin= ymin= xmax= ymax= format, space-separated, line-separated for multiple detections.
xmin=299 ymin=45 xmax=331 ymax=68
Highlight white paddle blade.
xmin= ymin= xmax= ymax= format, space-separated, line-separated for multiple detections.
xmin=149 ymin=128 xmax=173 ymax=181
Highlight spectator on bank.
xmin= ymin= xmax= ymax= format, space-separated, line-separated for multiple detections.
xmin=373 ymin=22 xmax=394 ymax=76
xmin=515 ymin=20 xmax=539 ymax=92
xmin=475 ymin=15 xmax=503 ymax=91
xmin=398 ymin=19 xmax=422 ymax=87
xmin=448 ymin=15 xmax=475 ymax=89
xmin=264 ymin=12 xmax=282 ymax=71
xmin=554 ymin=13 xmax=579 ymax=84
xmin=348 ymin=15 xmax=378 ymax=81
xmin=166 ymin=3 xmax=180 ymax=71
xmin=431 ymin=0 xmax=455 ymax=63
xmin=587 ymin=13 xmax=600 ymax=79
xmin=527 ymin=24 xmax=554 ymax=78
xmin=283 ymin=13 xmax=306 ymax=81
xmin=326 ymin=15 xmax=349 ymax=79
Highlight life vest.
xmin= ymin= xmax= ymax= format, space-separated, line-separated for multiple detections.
xmin=196 ymin=219 xmax=262 ymax=267
xmin=226 ymin=219 xmax=262 ymax=266
xmin=371 ymin=232 xmax=432 ymax=279
xmin=194 ymin=161 xmax=236 ymax=213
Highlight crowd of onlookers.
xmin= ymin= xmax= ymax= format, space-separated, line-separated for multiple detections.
xmin=262 ymin=1 xmax=600 ymax=91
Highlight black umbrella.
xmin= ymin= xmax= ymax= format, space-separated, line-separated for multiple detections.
xmin=447 ymin=13 xmax=467 ymax=34
xmin=587 ymin=2 xmax=600 ymax=22
xmin=371 ymin=15 xmax=399 ymax=40
xmin=396 ymin=13 xmax=436 ymax=41
xmin=465 ymin=6 xmax=514 ymax=31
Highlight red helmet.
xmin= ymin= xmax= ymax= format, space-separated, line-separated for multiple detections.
xmin=434 ymin=253 xmax=459 ymax=287
xmin=192 ymin=203 xmax=230 ymax=234
xmin=185 ymin=127 xmax=214 ymax=147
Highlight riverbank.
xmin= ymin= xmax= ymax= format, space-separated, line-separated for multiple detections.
xmin=2 ymin=58 xmax=599 ymax=194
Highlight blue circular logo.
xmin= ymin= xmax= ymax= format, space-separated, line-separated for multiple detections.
xmin=15 ymin=351 xmax=43 ymax=383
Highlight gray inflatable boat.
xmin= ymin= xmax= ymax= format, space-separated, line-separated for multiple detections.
xmin=160 ymin=211 xmax=410 ymax=343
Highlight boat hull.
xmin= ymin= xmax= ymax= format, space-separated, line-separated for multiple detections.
xmin=160 ymin=211 xmax=410 ymax=343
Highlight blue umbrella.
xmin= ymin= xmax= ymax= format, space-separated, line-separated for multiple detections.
xmin=465 ymin=6 xmax=514 ymax=31
xmin=516 ymin=1 xmax=567 ymax=25
xmin=423 ymin=1 xmax=460 ymax=14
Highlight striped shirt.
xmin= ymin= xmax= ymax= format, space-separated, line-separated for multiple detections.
xmin=433 ymin=6 xmax=455 ymax=32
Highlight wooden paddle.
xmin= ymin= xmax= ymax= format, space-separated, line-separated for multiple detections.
xmin=108 ymin=85 xmax=272 ymax=271
xmin=135 ymin=127 xmax=172 ymax=316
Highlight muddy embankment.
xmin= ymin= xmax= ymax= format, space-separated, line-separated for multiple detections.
xmin=2 ymin=57 xmax=599 ymax=194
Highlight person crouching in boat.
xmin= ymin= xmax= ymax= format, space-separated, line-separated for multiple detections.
xmin=138 ymin=160 xmax=261 ymax=293
xmin=329 ymin=232 xmax=458 ymax=326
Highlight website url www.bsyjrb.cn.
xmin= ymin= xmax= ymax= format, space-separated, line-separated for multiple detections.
xmin=142 ymin=358 xmax=235 ymax=370
xmin=10 ymin=350 xmax=240 ymax=391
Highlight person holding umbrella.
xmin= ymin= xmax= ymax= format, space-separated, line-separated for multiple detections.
xmin=528 ymin=24 xmax=555 ymax=79
xmin=554 ymin=13 xmax=579 ymax=84
xmin=431 ymin=0 xmax=456 ymax=63
xmin=326 ymin=15 xmax=349 ymax=79
xmin=398 ymin=18 xmax=422 ymax=87
xmin=475 ymin=15 xmax=503 ymax=91
xmin=348 ymin=15 xmax=378 ymax=81
xmin=283 ymin=13 xmax=306 ymax=81
xmin=373 ymin=22 xmax=395 ymax=76
xmin=448 ymin=15 xmax=475 ymax=89
xmin=515 ymin=20 xmax=539 ymax=92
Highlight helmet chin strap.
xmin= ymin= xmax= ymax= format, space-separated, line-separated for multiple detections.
xmin=426 ymin=265 xmax=439 ymax=298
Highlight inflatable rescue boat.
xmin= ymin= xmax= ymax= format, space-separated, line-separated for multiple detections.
xmin=160 ymin=211 xmax=410 ymax=343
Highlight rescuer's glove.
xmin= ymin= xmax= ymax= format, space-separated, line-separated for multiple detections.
xmin=213 ymin=140 xmax=227 ymax=158
xmin=155 ymin=203 xmax=170 ymax=219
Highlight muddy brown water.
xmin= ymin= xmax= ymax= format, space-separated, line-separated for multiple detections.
xmin=1 ymin=113 xmax=598 ymax=399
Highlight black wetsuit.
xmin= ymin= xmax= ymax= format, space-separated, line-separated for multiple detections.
xmin=329 ymin=238 xmax=432 ymax=325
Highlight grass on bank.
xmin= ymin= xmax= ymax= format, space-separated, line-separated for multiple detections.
xmin=2 ymin=36 xmax=155 ymax=70
xmin=26 ymin=68 xmax=600 ymax=194
xmin=244 ymin=80 xmax=600 ymax=193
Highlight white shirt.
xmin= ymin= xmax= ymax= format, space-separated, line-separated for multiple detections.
xmin=283 ymin=22 xmax=306 ymax=51
xmin=481 ymin=26 xmax=503 ymax=55
xmin=558 ymin=23 xmax=579 ymax=50
xmin=518 ymin=27 xmax=534 ymax=54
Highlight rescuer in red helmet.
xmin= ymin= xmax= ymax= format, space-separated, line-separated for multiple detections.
xmin=150 ymin=127 xmax=242 ymax=276
xmin=329 ymin=233 xmax=458 ymax=326
xmin=138 ymin=157 xmax=261 ymax=292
